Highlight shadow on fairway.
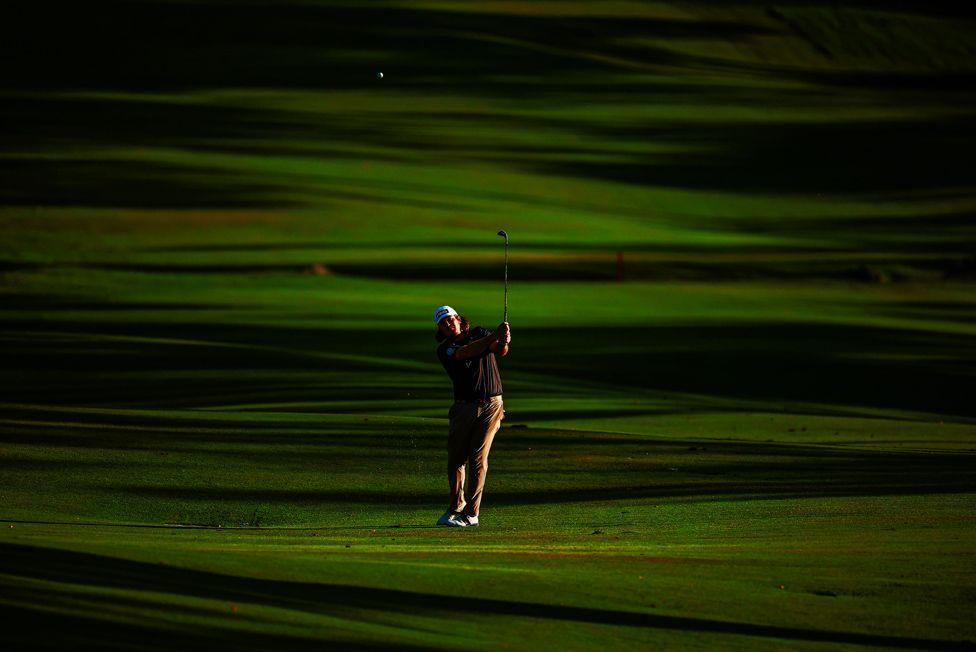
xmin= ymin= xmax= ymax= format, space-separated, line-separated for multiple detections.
xmin=3 ymin=598 xmax=418 ymax=652
xmin=5 ymin=1 xmax=975 ymax=215
xmin=1 ymin=543 xmax=969 ymax=651
xmin=8 ymin=252 xmax=976 ymax=282
xmin=527 ymin=116 xmax=976 ymax=195
xmin=5 ymin=0 xmax=973 ymax=93
xmin=5 ymin=313 xmax=975 ymax=418
xmin=6 ymin=103 xmax=975 ymax=211
xmin=99 ymin=437 xmax=975 ymax=507
xmin=0 ymin=158 xmax=295 ymax=209
xmin=514 ymin=323 xmax=976 ymax=419
xmin=8 ymin=410 xmax=971 ymax=509
xmin=133 ymin=230 xmax=976 ymax=281
xmin=2 ymin=2 xmax=780 ymax=92
xmin=3 ymin=398 xmax=973 ymax=521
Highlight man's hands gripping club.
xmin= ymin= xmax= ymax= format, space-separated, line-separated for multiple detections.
xmin=491 ymin=321 xmax=511 ymax=356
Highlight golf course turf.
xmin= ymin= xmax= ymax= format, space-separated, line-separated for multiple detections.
xmin=2 ymin=1 xmax=975 ymax=649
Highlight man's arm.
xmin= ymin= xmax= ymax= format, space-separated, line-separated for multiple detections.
xmin=455 ymin=323 xmax=510 ymax=360
xmin=453 ymin=332 xmax=496 ymax=360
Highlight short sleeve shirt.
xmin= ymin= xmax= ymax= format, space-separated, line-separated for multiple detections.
xmin=437 ymin=326 xmax=503 ymax=401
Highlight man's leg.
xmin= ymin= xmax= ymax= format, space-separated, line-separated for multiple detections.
xmin=447 ymin=402 xmax=475 ymax=513
xmin=463 ymin=398 xmax=504 ymax=517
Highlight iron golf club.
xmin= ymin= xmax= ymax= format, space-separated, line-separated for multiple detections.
xmin=497 ymin=230 xmax=509 ymax=323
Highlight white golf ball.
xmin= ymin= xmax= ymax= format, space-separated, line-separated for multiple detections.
xmin=377 ymin=72 xmax=384 ymax=79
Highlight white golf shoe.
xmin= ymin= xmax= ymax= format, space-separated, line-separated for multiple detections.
xmin=458 ymin=514 xmax=479 ymax=527
xmin=436 ymin=510 xmax=466 ymax=527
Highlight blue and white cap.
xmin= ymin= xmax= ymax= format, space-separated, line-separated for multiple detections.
xmin=434 ymin=305 xmax=458 ymax=324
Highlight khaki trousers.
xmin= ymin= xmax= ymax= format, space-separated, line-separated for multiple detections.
xmin=447 ymin=396 xmax=504 ymax=516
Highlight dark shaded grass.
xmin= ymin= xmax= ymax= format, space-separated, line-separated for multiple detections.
xmin=0 ymin=415 xmax=444 ymax=451
xmin=188 ymin=255 xmax=976 ymax=282
xmin=780 ymin=68 xmax=976 ymax=91
xmin=5 ymin=107 xmax=976 ymax=208
xmin=2 ymin=607 xmax=371 ymax=652
xmin=0 ymin=159 xmax=295 ymax=209
xmin=0 ymin=2 xmax=778 ymax=92
xmin=135 ymin=231 xmax=976 ymax=263
xmin=2 ymin=260 xmax=925 ymax=281
xmin=0 ymin=295 xmax=222 ymax=311
xmin=721 ymin=213 xmax=976 ymax=260
xmin=4 ymin=252 xmax=976 ymax=282
xmin=528 ymin=117 xmax=976 ymax=195
xmin=4 ymin=597 xmax=420 ymax=652
xmin=1 ymin=2 xmax=974 ymax=647
xmin=516 ymin=324 xmax=976 ymax=419
xmin=3 ymin=316 xmax=974 ymax=417
xmin=5 ymin=604 xmax=414 ymax=652
xmin=106 ymin=475 xmax=976 ymax=508
xmin=2 ymin=543 xmax=972 ymax=651
xmin=4 ymin=1 xmax=975 ymax=217
xmin=706 ymin=0 xmax=976 ymax=20
xmin=3 ymin=407 xmax=973 ymax=509
xmin=0 ymin=96 xmax=290 ymax=151
xmin=3 ymin=1 xmax=973 ymax=93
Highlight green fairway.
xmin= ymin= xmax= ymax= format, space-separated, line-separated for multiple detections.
xmin=2 ymin=0 xmax=976 ymax=649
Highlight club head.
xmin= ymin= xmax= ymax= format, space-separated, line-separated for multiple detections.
xmin=497 ymin=230 xmax=508 ymax=243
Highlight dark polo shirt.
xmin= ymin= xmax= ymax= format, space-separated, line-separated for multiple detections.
xmin=437 ymin=327 xmax=503 ymax=401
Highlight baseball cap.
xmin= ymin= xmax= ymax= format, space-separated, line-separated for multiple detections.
xmin=434 ymin=305 xmax=458 ymax=324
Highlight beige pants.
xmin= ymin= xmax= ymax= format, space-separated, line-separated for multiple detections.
xmin=447 ymin=396 xmax=504 ymax=516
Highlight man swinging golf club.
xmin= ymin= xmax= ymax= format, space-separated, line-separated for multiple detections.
xmin=433 ymin=231 xmax=511 ymax=527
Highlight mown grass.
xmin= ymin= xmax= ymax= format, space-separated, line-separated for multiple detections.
xmin=2 ymin=0 xmax=975 ymax=649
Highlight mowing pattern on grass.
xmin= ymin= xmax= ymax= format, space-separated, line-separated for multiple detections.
xmin=2 ymin=1 xmax=976 ymax=649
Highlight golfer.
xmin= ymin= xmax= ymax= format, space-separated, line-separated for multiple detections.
xmin=433 ymin=305 xmax=511 ymax=527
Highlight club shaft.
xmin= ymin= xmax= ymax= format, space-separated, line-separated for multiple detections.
xmin=503 ymin=240 xmax=509 ymax=322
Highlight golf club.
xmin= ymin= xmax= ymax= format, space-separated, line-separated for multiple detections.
xmin=497 ymin=230 xmax=509 ymax=323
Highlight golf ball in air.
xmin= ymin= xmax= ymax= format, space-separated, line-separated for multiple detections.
xmin=377 ymin=72 xmax=384 ymax=79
